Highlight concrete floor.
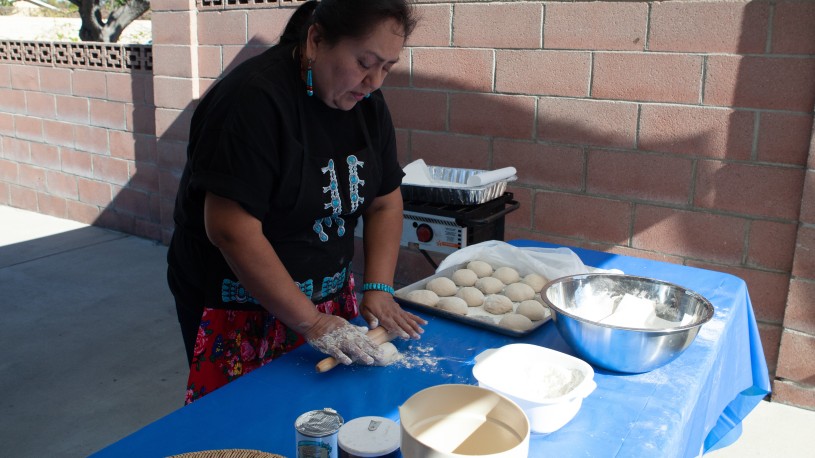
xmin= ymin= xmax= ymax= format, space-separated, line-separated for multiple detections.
xmin=1 ymin=205 xmax=813 ymax=457
xmin=0 ymin=206 xmax=188 ymax=457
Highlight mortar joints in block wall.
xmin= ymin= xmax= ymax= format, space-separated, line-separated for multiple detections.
xmin=634 ymin=104 xmax=642 ymax=149
xmin=450 ymin=3 xmax=458 ymax=47
xmin=644 ymin=2 xmax=652 ymax=51
xmin=687 ymin=158 xmax=698 ymax=207
xmin=490 ymin=49 xmax=496 ymax=93
xmin=537 ymin=3 xmax=544 ymax=49
xmin=751 ymin=113 xmax=761 ymax=162
xmin=699 ymin=55 xmax=708 ymax=106
xmin=766 ymin=3 xmax=776 ymax=55
xmin=531 ymin=97 xmax=539 ymax=140
xmin=579 ymin=146 xmax=588 ymax=194
xmin=588 ymin=52 xmax=595 ymax=97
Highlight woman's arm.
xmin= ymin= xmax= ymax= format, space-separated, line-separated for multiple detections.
xmin=361 ymin=187 xmax=426 ymax=339
xmin=204 ymin=192 xmax=380 ymax=364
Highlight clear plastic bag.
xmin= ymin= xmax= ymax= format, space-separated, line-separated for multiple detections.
xmin=436 ymin=240 xmax=613 ymax=282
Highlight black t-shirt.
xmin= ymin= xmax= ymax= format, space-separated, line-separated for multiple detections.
xmin=170 ymin=43 xmax=404 ymax=308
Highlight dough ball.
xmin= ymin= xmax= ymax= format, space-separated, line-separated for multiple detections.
xmin=517 ymin=300 xmax=550 ymax=321
xmin=483 ymin=294 xmax=513 ymax=315
xmin=405 ymin=289 xmax=439 ymax=307
xmin=451 ymin=268 xmax=478 ymax=287
xmin=467 ymin=260 xmax=494 ymax=278
xmin=492 ymin=266 xmax=520 ymax=284
xmin=455 ymin=286 xmax=485 ymax=307
xmin=499 ymin=313 xmax=534 ymax=332
xmin=504 ymin=282 xmax=536 ymax=302
xmin=374 ymin=342 xmax=401 ymax=366
xmin=522 ymin=273 xmax=548 ymax=293
xmin=437 ymin=297 xmax=468 ymax=315
xmin=426 ymin=277 xmax=458 ymax=297
xmin=475 ymin=276 xmax=504 ymax=295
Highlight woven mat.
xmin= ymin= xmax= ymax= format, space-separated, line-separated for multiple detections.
xmin=167 ymin=449 xmax=285 ymax=458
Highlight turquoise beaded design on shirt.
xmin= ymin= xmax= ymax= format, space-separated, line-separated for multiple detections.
xmin=313 ymin=155 xmax=366 ymax=242
xmin=221 ymin=279 xmax=260 ymax=304
xmin=347 ymin=155 xmax=365 ymax=213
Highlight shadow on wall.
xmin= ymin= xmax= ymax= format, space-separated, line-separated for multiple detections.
xmin=94 ymin=7 xmax=811 ymax=381
xmin=92 ymin=38 xmax=275 ymax=244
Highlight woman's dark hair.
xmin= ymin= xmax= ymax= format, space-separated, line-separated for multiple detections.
xmin=279 ymin=0 xmax=417 ymax=46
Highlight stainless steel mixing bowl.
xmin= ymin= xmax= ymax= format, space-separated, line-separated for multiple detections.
xmin=541 ymin=274 xmax=714 ymax=373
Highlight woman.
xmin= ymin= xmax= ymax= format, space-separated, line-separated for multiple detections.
xmin=167 ymin=0 xmax=426 ymax=404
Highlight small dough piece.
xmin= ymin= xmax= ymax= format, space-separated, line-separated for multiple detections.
xmin=405 ymin=289 xmax=439 ymax=307
xmin=426 ymin=277 xmax=458 ymax=297
xmin=483 ymin=294 xmax=513 ymax=315
xmin=522 ymin=273 xmax=548 ymax=293
xmin=374 ymin=342 xmax=401 ymax=366
xmin=467 ymin=260 xmax=494 ymax=278
xmin=499 ymin=313 xmax=534 ymax=331
xmin=492 ymin=266 xmax=520 ymax=284
xmin=455 ymin=286 xmax=485 ymax=307
xmin=437 ymin=297 xmax=468 ymax=315
xmin=517 ymin=300 xmax=550 ymax=321
xmin=504 ymin=282 xmax=536 ymax=302
xmin=475 ymin=276 xmax=504 ymax=295
xmin=451 ymin=268 xmax=478 ymax=287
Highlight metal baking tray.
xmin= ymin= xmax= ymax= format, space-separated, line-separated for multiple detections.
xmin=394 ymin=264 xmax=552 ymax=338
xmin=401 ymin=166 xmax=516 ymax=205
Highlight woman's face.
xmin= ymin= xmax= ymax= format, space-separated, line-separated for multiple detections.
xmin=307 ymin=18 xmax=405 ymax=111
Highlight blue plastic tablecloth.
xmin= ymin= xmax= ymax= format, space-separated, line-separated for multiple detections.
xmin=92 ymin=241 xmax=770 ymax=457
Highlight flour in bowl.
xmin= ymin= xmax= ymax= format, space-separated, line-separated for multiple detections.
xmin=515 ymin=364 xmax=584 ymax=399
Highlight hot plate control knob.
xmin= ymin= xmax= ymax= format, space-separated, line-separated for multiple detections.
xmin=415 ymin=223 xmax=433 ymax=243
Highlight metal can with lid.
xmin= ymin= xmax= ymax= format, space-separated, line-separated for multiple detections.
xmin=295 ymin=408 xmax=344 ymax=458
xmin=338 ymin=416 xmax=401 ymax=458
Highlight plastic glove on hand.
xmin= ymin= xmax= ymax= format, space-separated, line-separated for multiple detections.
xmin=305 ymin=315 xmax=382 ymax=366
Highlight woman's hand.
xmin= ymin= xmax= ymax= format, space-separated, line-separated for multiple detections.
xmin=360 ymin=291 xmax=426 ymax=339
xmin=304 ymin=314 xmax=382 ymax=365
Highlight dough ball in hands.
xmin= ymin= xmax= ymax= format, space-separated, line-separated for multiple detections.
xmin=405 ymin=289 xmax=439 ymax=307
xmin=504 ymin=282 xmax=536 ymax=302
xmin=483 ymin=294 xmax=513 ymax=315
xmin=517 ymin=300 xmax=550 ymax=321
xmin=521 ymin=273 xmax=548 ymax=293
xmin=426 ymin=277 xmax=458 ymax=297
xmin=499 ymin=313 xmax=534 ymax=332
xmin=374 ymin=341 xmax=401 ymax=366
xmin=467 ymin=260 xmax=494 ymax=278
xmin=475 ymin=276 xmax=504 ymax=295
xmin=492 ymin=266 xmax=520 ymax=284
xmin=451 ymin=268 xmax=478 ymax=287
xmin=437 ymin=297 xmax=468 ymax=315
xmin=455 ymin=286 xmax=485 ymax=307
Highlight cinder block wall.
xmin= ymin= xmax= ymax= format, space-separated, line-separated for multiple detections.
xmin=2 ymin=0 xmax=813 ymax=409
xmin=155 ymin=0 xmax=813 ymax=408
xmin=0 ymin=44 xmax=159 ymax=239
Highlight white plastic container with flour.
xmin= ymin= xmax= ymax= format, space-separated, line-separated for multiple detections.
xmin=472 ymin=344 xmax=597 ymax=434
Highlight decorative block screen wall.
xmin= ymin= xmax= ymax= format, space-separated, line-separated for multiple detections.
xmin=0 ymin=41 xmax=152 ymax=72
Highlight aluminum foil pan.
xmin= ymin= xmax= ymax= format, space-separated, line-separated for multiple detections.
xmin=401 ymin=166 xmax=517 ymax=205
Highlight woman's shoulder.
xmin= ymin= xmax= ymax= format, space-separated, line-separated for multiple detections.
xmin=198 ymin=45 xmax=300 ymax=127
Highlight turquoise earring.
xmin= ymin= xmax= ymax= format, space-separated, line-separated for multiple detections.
xmin=364 ymin=93 xmax=371 ymax=99
xmin=306 ymin=59 xmax=314 ymax=96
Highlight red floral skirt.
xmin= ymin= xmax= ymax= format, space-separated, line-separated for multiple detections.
xmin=185 ymin=276 xmax=358 ymax=404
